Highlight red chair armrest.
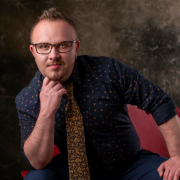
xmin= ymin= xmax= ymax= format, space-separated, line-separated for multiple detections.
xmin=21 ymin=170 xmax=29 ymax=178
xmin=176 ymin=107 xmax=180 ymax=117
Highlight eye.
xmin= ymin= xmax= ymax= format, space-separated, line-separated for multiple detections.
xmin=42 ymin=45 xmax=48 ymax=49
xmin=57 ymin=42 xmax=71 ymax=48
xmin=38 ymin=44 xmax=50 ymax=49
xmin=58 ymin=43 xmax=67 ymax=48
xmin=60 ymin=44 xmax=66 ymax=47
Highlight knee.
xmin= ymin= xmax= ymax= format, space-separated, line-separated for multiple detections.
xmin=24 ymin=169 xmax=57 ymax=180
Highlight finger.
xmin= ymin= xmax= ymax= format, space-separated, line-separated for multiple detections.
xmin=58 ymin=88 xmax=67 ymax=96
xmin=52 ymin=83 xmax=63 ymax=92
xmin=173 ymin=169 xmax=180 ymax=180
xmin=158 ymin=163 xmax=165 ymax=177
xmin=168 ymin=169 xmax=176 ymax=180
xmin=43 ymin=77 xmax=51 ymax=86
xmin=163 ymin=168 xmax=170 ymax=180
xmin=48 ymin=80 xmax=60 ymax=88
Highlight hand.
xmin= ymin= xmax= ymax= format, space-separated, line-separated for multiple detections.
xmin=39 ymin=77 xmax=67 ymax=117
xmin=157 ymin=156 xmax=180 ymax=180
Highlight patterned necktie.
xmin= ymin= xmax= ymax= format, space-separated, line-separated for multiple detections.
xmin=64 ymin=82 xmax=91 ymax=180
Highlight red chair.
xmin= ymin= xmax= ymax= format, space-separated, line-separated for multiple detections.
xmin=176 ymin=107 xmax=180 ymax=117
xmin=21 ymin=144 xmax=60 ymax=178
xmin=21 ymin=106 xmax=180 ymax=178
xmin=127 ymin=105 xmax=180 ymax=158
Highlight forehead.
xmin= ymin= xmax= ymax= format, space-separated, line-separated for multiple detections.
xmin=31 ymin=20 xmax=76 ymax=43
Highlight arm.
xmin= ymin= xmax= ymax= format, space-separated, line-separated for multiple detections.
xmin=157 ymin=115 xmax=180 ymax=180
xmin=23 ymin=111 xmax=55 ymax=170
xmin=111 ymin=59 xmax=176 ymax=122
xmin=23 ymin=77 xmax=66 ymax=170
xmin=159 ymin=115 xmax=180 ymax=158
xmin=110 ymin=59 xmax=179 ymax=179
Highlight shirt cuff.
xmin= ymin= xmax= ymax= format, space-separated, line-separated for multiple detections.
xmin=151 ymin=99 xmax=177 ymax=126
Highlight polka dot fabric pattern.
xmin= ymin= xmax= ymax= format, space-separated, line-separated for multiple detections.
xmin=15 ymin=55 xmax=177 ymax=174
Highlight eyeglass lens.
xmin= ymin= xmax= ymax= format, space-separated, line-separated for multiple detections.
xmin=36 ymin=42 xmax=72 ymax=54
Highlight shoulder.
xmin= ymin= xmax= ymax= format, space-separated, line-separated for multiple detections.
xmin=77 ymin=55 xmax=133 ymax=75
xmin=77 ymin=55 xmax=130 ymax=67
xmin=15 ymin=70 xmax=42 ymax=106
xmin=77 ymin=55 xmax=115 ymax=64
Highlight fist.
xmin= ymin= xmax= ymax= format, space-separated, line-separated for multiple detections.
xmin=39 ymin=77 xmax=67 ymax=117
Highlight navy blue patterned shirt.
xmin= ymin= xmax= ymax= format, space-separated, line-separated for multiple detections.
xmin=15 ymin=55 xmax=177 ymax=174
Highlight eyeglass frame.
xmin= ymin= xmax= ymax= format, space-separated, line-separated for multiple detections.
xmin=31 ymin=40 xmax=78 ymax=54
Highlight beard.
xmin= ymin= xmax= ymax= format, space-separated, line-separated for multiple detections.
xmin=46 ymin=69 xmax=64 ymax=82
xmin=48 ymin=74 xmax=63 ymax=81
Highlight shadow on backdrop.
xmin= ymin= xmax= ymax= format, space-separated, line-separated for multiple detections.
xmin=0 ymin=0 xmax=179 ymax=179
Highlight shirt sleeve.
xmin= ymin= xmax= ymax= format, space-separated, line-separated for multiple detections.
xmin=15 ymin=91 xmax=39 ymax=169
xmin=16 ymin=109 xmax=36 ymax=169
xmin=110 ymin=58 xmax=177 ymax=125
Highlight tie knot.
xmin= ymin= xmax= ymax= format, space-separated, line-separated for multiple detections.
xmin=63 ymin=82 xmax=73 ymax=97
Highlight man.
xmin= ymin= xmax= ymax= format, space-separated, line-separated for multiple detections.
xmin=15 ymin=7 xmax=180 ymax=180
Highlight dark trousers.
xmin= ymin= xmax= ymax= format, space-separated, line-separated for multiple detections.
xmin=24 ymin=150 xmax=169 ymax=180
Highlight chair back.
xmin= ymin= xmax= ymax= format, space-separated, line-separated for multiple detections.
xmin=127 ymin=105 xmax=169 ymax=158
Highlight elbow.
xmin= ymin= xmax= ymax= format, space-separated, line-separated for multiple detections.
xmin=33 ymin=165 xmax=46 ymax=170
xmin=31 ymin=159 xmax=52 ymax=170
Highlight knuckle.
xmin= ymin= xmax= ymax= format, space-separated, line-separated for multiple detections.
xmin=53 ymin=91 xmax=58 ymax=96
xmin=157 ymin=167 xmax=161 ymax=172
xmin=160 ymin=162 xmax=164 ymax=166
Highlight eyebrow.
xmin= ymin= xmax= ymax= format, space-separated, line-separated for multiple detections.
xmin=35 ymin=41 xmax=72 ymax=44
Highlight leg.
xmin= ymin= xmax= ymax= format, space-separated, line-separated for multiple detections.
xmin=24 ymin=154 xmax=69 ymax=180
xmin=92 ymin=150 xmax=169 ymax=180
xmin=24 ymin=169 xmax=57 ymax=180
xmin=120 ymin=150 xmax=168 ymax=180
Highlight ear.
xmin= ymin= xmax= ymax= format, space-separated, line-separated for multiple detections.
xmin=75 ymin=40 xmax=80 ymax=53
xmin=29 ymin=45 xmax=36 ymax=57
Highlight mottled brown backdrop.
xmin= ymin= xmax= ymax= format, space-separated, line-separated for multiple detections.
xmin=0 ymin=0 xmax=180 ymax=179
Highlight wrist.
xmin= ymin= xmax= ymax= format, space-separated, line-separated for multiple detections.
xmin=39 ymin=108 xmax=56 ymax=119
xmin=37 ymin=110 xmax=56 ymax=128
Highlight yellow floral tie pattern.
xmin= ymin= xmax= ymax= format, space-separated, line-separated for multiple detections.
xmin=64 ymin=82 xmax=91 ymax=180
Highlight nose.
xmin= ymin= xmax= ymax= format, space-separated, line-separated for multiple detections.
xmin=48 ymin=46 xmax=60 ymax=60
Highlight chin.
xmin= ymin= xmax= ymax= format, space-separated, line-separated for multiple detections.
xmin=48 ymin=75 xmax=63 ymax=81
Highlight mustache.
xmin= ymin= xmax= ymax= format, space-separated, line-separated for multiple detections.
xmin=48 ymin=61 xmax=65 ymax=66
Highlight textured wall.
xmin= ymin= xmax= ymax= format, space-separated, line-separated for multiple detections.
xmin=0 ymin=0 xmax=180 ymax=179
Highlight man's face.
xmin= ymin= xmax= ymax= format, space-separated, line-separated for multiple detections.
xmin=30 ymin=20 xmax=80 ymax=83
